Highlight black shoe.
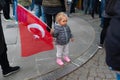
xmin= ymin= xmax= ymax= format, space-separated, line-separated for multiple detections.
xmin=91 ymin=13 xmax=94 ymax=19
xmin=3 ymin=66 xmax=20 ymax=77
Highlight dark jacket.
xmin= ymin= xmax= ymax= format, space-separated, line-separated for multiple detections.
xmin=105 ymin=0 xmax=120 ymax=71
xmin=42 ymin=0 xmax=66 ymax=14
xmin=53 ymin=23 xmax=73 ymax=45
xmin=0 ymin=0 xmax=6 ymax=11
xmin=34 ymin=0 xmax=42 ymax=5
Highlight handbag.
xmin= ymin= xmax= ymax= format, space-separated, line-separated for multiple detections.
xmin=0 ymin=0 xmax=6 ymax=11
xmin=105 ymin=0 xmax=117 ymax=16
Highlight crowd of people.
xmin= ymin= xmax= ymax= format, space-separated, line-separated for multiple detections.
xmin=1 ymin=0 xmax=120 ymax=80
xmin=2 ymin=0 xmax=103 ymax=26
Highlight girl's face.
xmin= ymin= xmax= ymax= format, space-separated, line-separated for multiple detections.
xmin=59 ymin=17 xmax=67 ymax=26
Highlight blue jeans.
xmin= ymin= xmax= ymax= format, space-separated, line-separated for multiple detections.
xmin=34 ymin=4 xmax=46 ymax=22
xmin=13 ymin=0 xmax=18 ymax=21
xmin=100 ymin=0 xmax=105 ymax=27
xmin=89 ymin=0 xmax=94 ymax=12
xmin=30 ymin=0 xmax=34 ymax=11
xmin=83 ymin=0 xmax=91 ymax=14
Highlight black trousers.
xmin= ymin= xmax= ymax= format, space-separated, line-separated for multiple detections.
xmin=70 ymin=0 xmax=79 ymax=13
xmin=3 ymin=0 xmax=10 ymax=19
xmin=45 ymin=13 xmax=56 ymax=32
xmin=0 ymin=50 xmax=10 ymax=72
xmin=100 ymin=17 xmax=111 ymax=44
xmin=0 ymin=15 xmax=10 ymax=72
xmin=43 ymin=6 xmax=63 ymax=32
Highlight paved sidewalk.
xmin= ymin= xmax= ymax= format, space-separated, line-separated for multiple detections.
xmin=59 ymin=49 xmax=116 ymax=80
xmin=0 ymin=8 xmax=115 ymax=80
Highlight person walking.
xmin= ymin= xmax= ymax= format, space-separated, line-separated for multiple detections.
xmin=66 ymin=0 xmax=72 ymax=17
xmin=0 ymin=1 xmax=20 ymax=77
xmin=70 ymin=0 xmax=78 ymax=13
xmin=98 ymin=0 xmax=111 ymax=48
xmin=99 ymin=0 xmax=105 ymax=27
xmin=98 ymin=17 xmax=111 ymax=48
xmin=83 ymin=0 xmax=90 ymax=14
xmin=53 ymin=12 xmax=74 ymax=66
xmin=89 ymin=0 xmax=99 ymax=18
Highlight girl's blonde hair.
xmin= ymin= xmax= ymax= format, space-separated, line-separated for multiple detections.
xmin=55 ymin=12 xmax=68 ymax=23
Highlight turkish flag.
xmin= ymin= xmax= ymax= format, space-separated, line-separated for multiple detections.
xmin=17 ymin=4 xmax=54 ymax=57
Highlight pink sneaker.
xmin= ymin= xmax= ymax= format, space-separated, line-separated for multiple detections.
xmin=64 ymin=56 xmax=71 ymax=62
xmin=56 ymin=58 xmax=64 ymax=66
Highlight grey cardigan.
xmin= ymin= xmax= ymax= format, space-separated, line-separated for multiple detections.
xmin=53 ymin=23 xmax=73 ymax=45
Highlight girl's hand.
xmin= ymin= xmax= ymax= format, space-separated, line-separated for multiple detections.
xmin=53 ymin=38 xmax=56 ymax=42
xmin=70 ymin=38 xmax=74 ymax=42
xmin=50 ymin=28 xmax=54 ymax=34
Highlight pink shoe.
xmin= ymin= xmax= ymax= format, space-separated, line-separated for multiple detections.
xmin=64 ymin=56 xmax=71 ymax=62
xmin=56 ymin=58 xmax=64 ymax=66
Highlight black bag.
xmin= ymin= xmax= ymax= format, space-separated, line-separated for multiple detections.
xmin=105 ymin=0 xmax=117 ymax=16
xmin=0 ymin=0 xmax=6 ymax=11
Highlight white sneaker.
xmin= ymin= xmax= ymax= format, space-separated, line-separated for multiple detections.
xmin=98 ymin=44 xmax=103 ymax=49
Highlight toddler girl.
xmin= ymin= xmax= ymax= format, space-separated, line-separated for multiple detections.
xmin=53 ymin=12 xmax=74 ymax=66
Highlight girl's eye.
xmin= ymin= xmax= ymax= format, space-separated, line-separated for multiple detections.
xmin=63 ymin=20 xmax=67 ymax=22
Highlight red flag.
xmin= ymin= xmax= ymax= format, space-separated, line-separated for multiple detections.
xmin=17 ymin=4 xmax=54 ymax=57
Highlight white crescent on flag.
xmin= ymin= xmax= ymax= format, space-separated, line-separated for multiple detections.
xmin=27 ymin=23 xmax=45 ymax=38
